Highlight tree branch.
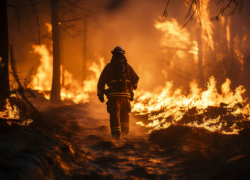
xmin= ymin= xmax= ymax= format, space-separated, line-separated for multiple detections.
xmin=7 ymin=4 xmax=21 ymax=10
xmin=64 ymin=0 xmax=94 ymax=12
xmin=14 ymin=8 xmax=23 ymax=34
xmin=181 ymin=0 xmax=200 ymax=29
xmin=60 ymin=25 xmax=75 ymax=38
xmin=163 ymin=0 xmax=246 ymax=27
xmin=208 ymin=0 xmax=245 ymax=21
xmin=162 ymin=0 xmax=170 ymax=21
xmin=28 ymin=0 xmax=41 ymax=44
xmin=10 ymin=45 xmax=40 ymax=115
xmin=60 ymin=16 xmax=85 ymax=22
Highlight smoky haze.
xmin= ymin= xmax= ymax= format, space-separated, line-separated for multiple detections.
xmin=7 ymin=0 xmax=250 ymax=96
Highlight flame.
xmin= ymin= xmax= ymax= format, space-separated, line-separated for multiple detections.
xmin=199 ymin=0 xmax=214 ymax=51
xmin=155 ymin=18 xmax=198 ymax=63
xmin=29 ymin=23 xmax=104 ymax=104
xmin=60 ymin=68 xmax=89 ymax=104
xmin=45 ymin=22 xmax=52 ymax=33
xmin=83 ymin=57 xmax=105 ymax=93
xmin=132 ymin=11 xmax=250 ymax=135
xmin=31 ymin=44 xmax=52 ymax=92
xmin=133 ymin=77 xmax=249 ymax=135
xmin=226 ymin=17 xmax=230 ymax=49
xmin=0 ymin=99 xmax=20 ymax=119
xmin=0 ymin=99 xmax=33 ymax=126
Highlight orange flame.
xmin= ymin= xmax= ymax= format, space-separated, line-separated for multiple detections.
xmin=0 ymin=99 xmax=20 ymax=119
xmin=0 ymin=99 xmax=33 ymax=126
xmin=133 ymin=14 xmax=249 ymax=135
xmin=133 ymin=77 xmax=248 ymax=135
xmin=199 ymin=0 xmax=214 ymax=51
xmin=29 ymin=23 xmax=104 ymax=104
xmin=155 ymin=18 xmax=198 ymax=63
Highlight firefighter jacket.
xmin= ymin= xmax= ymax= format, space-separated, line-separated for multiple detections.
xmin=97 ymin=56 xmax=139 ymax=99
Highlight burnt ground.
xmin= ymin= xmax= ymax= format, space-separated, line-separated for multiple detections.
xmin=0 ymin=96 xmax=250 ymax=180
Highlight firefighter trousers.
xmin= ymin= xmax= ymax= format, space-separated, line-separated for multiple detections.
xmin=106 ymin=97 xmax=131 ymax=138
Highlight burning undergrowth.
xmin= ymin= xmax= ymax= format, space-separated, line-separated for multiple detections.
xmin=133 ymin=76 xmax=250 ymax=136
xmin=131 ymin=78 xmax=250 ymax=178
xmin=0 ymin=45 xmax=38 ymax=128
xmin=0 ymin=97 xmax=34 ymax=127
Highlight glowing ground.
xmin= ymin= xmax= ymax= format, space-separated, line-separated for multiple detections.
xmin=15 ymin=96 xmax=249 ymax=179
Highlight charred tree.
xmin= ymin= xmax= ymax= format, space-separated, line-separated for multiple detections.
xmin=50 ymin=0 xmax=61 ymax=103
xmin=0 ymin=0 xmax=10 ymax=102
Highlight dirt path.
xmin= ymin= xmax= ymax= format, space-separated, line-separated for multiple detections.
xmin=27 ymin=96 xmax=250 ymax=179
xmin=32 ymin=97 xmax=181 ymax=179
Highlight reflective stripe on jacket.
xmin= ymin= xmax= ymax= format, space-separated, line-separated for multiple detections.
xmin=97 ymin=62 xmax=139 ymax=98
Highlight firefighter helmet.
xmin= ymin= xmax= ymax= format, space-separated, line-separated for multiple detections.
xmin=111 ymin=46 xmax=125 ymax=54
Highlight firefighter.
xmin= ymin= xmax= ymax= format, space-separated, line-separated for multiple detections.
xmin=97 ymin=46 xmax=139 ymax=140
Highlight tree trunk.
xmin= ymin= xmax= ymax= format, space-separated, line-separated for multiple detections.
xmin=61 ymin=37 xmax=64 ymax=88
xmin=82 ymin=18 xmax=87 ymax=86
xmin=230 ymin=16 xmax=235 ymax=52
xmin=50 ymin=0 xmax=61 ymax=102
xmin=197 ymin=28 xmax=205 ymax=89
xmin=0 ymin=0 xmax=10 ymax=102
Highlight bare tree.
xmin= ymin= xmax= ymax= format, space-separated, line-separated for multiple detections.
xmin=163 ymin=0 xmax=246 ymax=27
xmin=50 ymin=0 xmax=61 ymax=103
xmin=49 ymin=0 xmax=96 ymax=102
xmin=0 ymin=0 xmax=10 ymax=104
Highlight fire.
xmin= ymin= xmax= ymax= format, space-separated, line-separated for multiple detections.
xmin=0 ymin=99 xmax=20 ymax=119
xmin=31 ymin=44 xmax=52 ymax=92
xmin=0 ymin=99 xmax=33 ymax=126
xmin=226 ymin=17 xmax=230 ymax=49
xmin=29 ymin=23 xmax=104 ymax=104
xmin=60 ymin=57 xmax=104 ymax=103
xmin=133 ymin=77 xmax=249 ymax=135
xmin=155 ymin=18 xmax=198 ymax=63
xmin=199 ymin=0 xmax=214 ymax=51
xmin=83 ymin=58 xmax=105 ymax=93
xmin=132 ymin=10 xmax=250 ymax=135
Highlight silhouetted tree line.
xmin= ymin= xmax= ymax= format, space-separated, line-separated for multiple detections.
xmin=0 ymin=0 xmax=96 ymax=106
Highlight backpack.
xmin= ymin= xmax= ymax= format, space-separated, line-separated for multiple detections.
xmin=109 ymin=62 xmax=131 ymax=92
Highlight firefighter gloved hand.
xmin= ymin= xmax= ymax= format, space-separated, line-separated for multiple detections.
xmin=98 ymin=94 xmax=105 ymax=103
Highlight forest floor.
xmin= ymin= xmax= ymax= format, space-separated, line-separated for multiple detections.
xmin=0 ymin=94 xmax=250 ymax=180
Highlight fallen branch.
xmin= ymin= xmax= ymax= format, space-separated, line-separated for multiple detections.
xmin=10 ymin=45 xmax=40 ymax=116
xmin=28 ymin=0 xmax=41 ymax=44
